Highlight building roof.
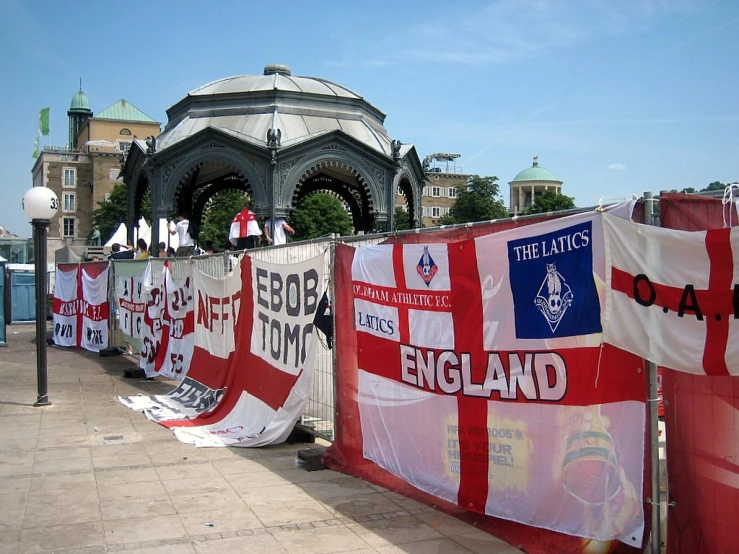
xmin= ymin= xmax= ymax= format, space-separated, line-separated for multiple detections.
xmin=69 ymin=90 xmax=91 ymax=112
xmin=510 ymin=156 xmax=562 ymax=184
xmin=94 ymin=99 xmax=158 ymax=123
xmin=190 ymin=64 xmax=363 ymax=100
xmin=157 ymin=64 xmax=397 ymax=157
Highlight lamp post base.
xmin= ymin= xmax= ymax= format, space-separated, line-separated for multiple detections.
xmin=33 ymin=398 xmax=52 ymax=407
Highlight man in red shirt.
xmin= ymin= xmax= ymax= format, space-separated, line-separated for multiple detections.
xmin=229 ymin=200 xmax=262 ymax=250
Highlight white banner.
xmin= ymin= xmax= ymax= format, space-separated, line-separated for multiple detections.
xmin=79 ymin=266 xmax=109 ymax=352
xmin=173 ymin=252 xmax=326 ymax=447
xmin=115 ymin=261 xmax=148 ymax=352
xmin=604 ymin=213 xmax=739 ymax=376
xmin=52 ymin=265 xmax=78 ymax=348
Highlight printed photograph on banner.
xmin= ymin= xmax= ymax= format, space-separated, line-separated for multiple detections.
xmin=250 ymin=256 xmax=322 ymax=376
xmin=357 ymin=369 xmax=645 ymax=547
xmin=475 ymin=213 xmax=606 ymax=351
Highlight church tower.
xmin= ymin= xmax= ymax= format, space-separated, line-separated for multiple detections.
xmin=67 ymin=83 xmax=92 ymax=149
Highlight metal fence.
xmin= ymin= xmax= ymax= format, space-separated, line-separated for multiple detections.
xmin=94 ymin=208 xmax=606 ymax=445
xmin=249 ymin=238 xmax=335 ymax=440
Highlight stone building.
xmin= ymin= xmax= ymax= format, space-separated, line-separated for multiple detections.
xmin=31 ymin=87 xmax=160 ymax=259
xmin=121 ymin=64 xmax=425 ymax=253
xmin=508 ymin=156 xmax=563 ymax=214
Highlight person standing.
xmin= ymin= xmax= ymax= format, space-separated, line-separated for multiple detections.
xmin=108 ymin=242 xmax=135 ymax=260
xmin=229 ymin=201 xmax=262 ymax=250
xmin=170 ymin=214 xmax=195 ymax=257
xmin=136 ymin=238 xmax=149 ymax=259
xmin=264 ymin=217 xmax=295 ymax=246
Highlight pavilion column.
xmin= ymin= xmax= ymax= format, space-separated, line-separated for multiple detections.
xmin=148 ymin=165 xmax=161 ymax=257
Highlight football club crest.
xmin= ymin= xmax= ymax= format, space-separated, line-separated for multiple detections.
xmin=507 ymin=220 xmax=602 ymax=339
xmin=534 ymin=263 xmax=574 ymax=332
xmin=416 ymin=246 xmax=438 ymax=287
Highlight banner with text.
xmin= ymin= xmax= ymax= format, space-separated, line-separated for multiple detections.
xmin=120 ymin=251 xmax=326 ymax=448
xmin=52 ymin=262 xmax=109 ymax=352
xmin=604 ymin=213 xmax=739 ymax=376
xmin=325 ymin=212 xmax=647 ymax=551
xmin=138 ymin=262 xmax=195 ymax=380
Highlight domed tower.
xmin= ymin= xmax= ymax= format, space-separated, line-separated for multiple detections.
xmin=509 ymin=155 xmax=563 ymax=213
xmin=68 ymin=85 xmax=92 ymax=149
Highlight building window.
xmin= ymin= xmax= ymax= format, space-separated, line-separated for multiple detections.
xmin=109 ymin=168 xmax=121 ymax=181
xmin=448 ymin=187 xmax=457 ymax=198
xmin=104 ymin=193 xmax=111 ymax=201
xmin=62 ymin=218 xmax=75 ymax=238
xmin=118 ymin=141 xmax=132 ymax=152
xmin=396 ymin=186 xmax=403 ymax=196
xmin=63 ymin=168 xmax=76 ymax=188
xmin=63 ymin=193 xmax=76 ymax=212
xmin=432 ymin=207 xmax=441 ymax=218
xmin=119 ymin=128 xmax=132 ymax=136
xmin=431 ymin=187 xmax=441 ymax=197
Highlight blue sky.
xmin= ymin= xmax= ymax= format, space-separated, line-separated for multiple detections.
xmin=1 ymin=0 xmax=737 ymax=238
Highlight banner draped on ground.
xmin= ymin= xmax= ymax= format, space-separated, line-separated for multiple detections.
xmin=52 ymin=262 xmax=109 ymax=352
xmin=658 ymin=192 xmax=739 ymax=554
xmin=604 ymin=213 xmax=739 ymax=376
xmin=325 ymin=211 xmax=648 ymax=551
xmin=119 ymin=251 xmax=326 ymax=448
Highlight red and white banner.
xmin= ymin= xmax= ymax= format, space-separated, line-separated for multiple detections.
xmin=52 ymin=262 xmax=109 ymax=352
xmin=52 ymin=264 xmax=78 ymax=348
xmin=659 ymin=192 xmax=739 ymax=554
xmin=119 ymin=251 xmax=326 ymax=448
xmin=139 ymin=262 xmax=195 ymax=380
xmin=604 ymin=213 xmax=739 ymax=376
xmin=326 ymin=212 xmax=647 ymax=550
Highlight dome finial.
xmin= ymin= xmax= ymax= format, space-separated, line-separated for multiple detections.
xmin=79 ymin=77 xmax=82 ymax=92
xmin=533 ymin=154 xmax=539 ymax=167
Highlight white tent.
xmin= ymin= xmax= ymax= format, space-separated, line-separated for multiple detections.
xmin=104 ymin=217 xmax=150 ymax=248
xmin=140 ymin=218 xmax=178 ymax=252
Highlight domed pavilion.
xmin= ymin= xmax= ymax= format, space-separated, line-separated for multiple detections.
xmin=121 ymin=64 xmax=425 ymax=252
xmin=508 ymin=155 xmax=563 ymax=214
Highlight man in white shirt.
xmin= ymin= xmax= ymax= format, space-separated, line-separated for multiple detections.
xmin=170 ymin=214 xmax=195 ymax=257
xmin=264 ymin=217 xmax=295 ymax=246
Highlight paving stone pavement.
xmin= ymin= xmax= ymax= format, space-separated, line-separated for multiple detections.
xmin=0 ymin=324 xmax=524 ymax=554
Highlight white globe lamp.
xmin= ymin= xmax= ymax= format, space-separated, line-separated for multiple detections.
xmin=23 ymin=186 xmax=59 ymax=221
xmin=22 ymin=186 xmax=58 ymax=407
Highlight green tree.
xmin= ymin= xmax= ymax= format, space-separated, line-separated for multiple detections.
xmin=291 ymin=193 xmax=353 ymax=240
xmin=524 ymin=189 xmax=576 ymax=215
xmin=199 ymin=189 xmax=249 ymax=250
xmin=91 ymin=182 xmax=151 ymax=245
xmin=394 ymin=206 xmax=412 ymax=230
xmin=443 ymin=175 xmax=508 ymax=224
xmin=701 ymin=181 xmax=725 ymax=192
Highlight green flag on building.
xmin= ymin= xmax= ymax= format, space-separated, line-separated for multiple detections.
xmin=39 ymin=107 xmax=50 ymax=136
xmin=32 ymin=134 xmax=40 ymax=159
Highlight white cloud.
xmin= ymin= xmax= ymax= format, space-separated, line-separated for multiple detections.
xmin=608 ymin=162 xmax=627 ymax=170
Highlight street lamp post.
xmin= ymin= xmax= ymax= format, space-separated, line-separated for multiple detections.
xmin=22 ymin=187 xmax=58 ymax=407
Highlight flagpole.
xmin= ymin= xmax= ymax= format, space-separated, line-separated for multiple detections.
xmin=643 ymin=190 xmax=662 ymax=554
